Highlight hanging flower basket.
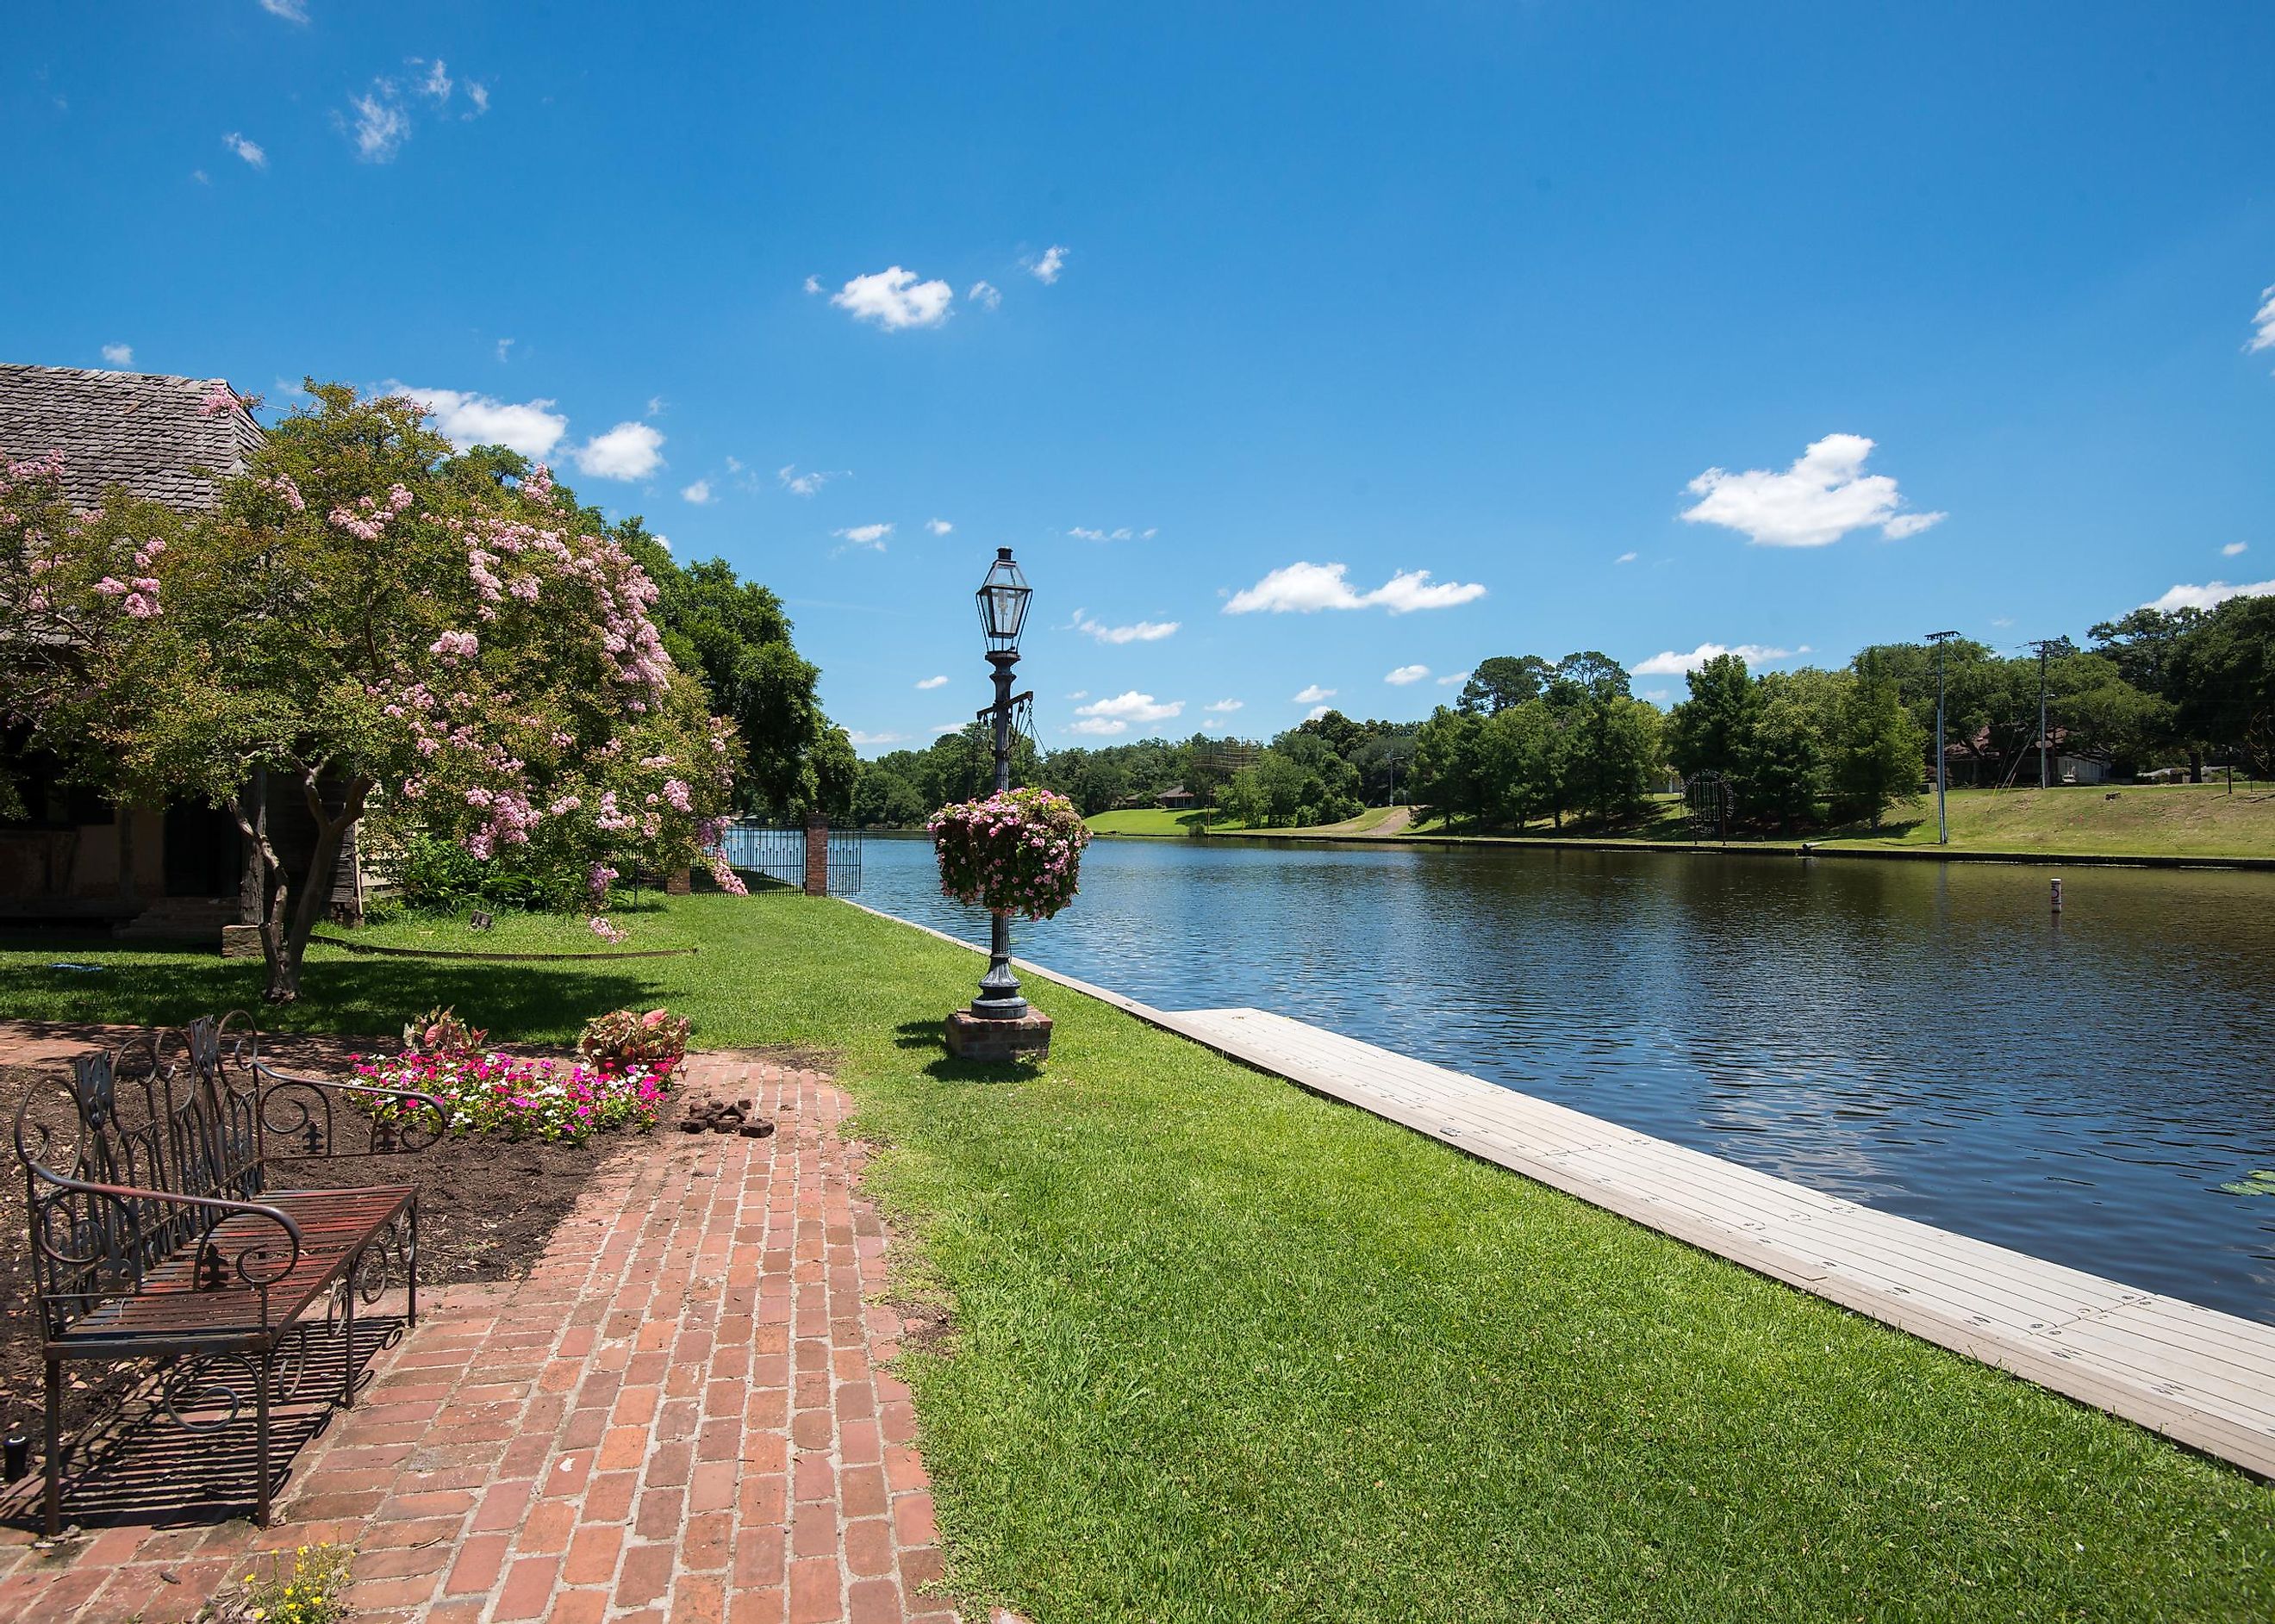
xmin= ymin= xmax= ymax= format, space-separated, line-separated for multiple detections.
xmin=930 ymin=787 xmax=1090 ymax=920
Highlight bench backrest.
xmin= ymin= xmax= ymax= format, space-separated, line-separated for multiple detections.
xmin=13 ymin=1013 xmax=267 ymax=1339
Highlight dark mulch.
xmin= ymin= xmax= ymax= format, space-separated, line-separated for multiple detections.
xmin=0 ymin=1058 xmax=671 ymax=1443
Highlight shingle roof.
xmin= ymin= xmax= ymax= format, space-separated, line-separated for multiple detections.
xmin=0 ymin=364 xmax=266 ymax=513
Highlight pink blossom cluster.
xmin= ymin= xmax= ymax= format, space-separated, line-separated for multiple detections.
xmin=326 ymin=482 xmax=413 ymax=542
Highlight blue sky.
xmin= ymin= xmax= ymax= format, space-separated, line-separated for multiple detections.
xmin=8 ymin=3 xmax=2273 ymax=751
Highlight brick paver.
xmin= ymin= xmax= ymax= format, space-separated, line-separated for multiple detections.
xmin=0 ymin=1054 xmax=961 ymax=1623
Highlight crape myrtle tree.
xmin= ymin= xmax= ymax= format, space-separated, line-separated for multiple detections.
xmin=0 ymin=386 xmax=742 ymax=1000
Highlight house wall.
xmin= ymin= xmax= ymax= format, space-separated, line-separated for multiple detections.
xmin=0 ymin=805 xmax=165 ymax=921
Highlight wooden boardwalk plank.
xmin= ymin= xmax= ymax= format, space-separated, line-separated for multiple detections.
xmin=1166 ymin=1005 xmax=2275 ymax=1478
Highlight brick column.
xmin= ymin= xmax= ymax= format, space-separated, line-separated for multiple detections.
xmin=803 ymin=812 xmax=828 ymax=897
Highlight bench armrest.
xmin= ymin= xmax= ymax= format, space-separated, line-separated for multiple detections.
xmin=252 ymin=1057 xmax=454 ymax=1156
xmin=22 ymin=1160 xmax=306 ymax=1291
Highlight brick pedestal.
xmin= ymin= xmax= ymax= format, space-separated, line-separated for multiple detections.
xmin=944 ymin=1011 xmax=1054 ymax=1062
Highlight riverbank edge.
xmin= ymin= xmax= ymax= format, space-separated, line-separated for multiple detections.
xmin=839 ymin=895 xmax=2275 ymax=1480
xmin=1088 ymin=824 xmax=2275 ymax=869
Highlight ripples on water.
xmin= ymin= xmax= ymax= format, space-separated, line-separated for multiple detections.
xmin=855 ymin=832 xmax=2275 ymax=1323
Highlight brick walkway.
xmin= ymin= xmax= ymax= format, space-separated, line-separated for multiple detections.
xmin=0 ymin=1053 xmax=958 ymax=1624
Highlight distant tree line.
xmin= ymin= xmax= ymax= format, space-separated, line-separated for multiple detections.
xmin=1411 ymin=593 xmax=2275 ymax=836
xmin=838 ymin=590 xmax=2275 ymax=835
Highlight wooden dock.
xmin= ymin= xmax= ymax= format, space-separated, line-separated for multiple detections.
xmin=846 ymin=902 xmax=2275 ymax=1477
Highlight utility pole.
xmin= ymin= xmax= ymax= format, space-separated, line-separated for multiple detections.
xmin=1927 ymin=632 xmax=1959 ymax=844
xmin=2025 ymin=638 xmax=2060 ymax=790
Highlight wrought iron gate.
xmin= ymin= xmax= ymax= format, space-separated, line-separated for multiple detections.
xmin=716 ymin=822 xmax=863 ymax=896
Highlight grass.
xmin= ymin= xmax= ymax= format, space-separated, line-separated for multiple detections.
xmin=1086 ymin=803 xmax=1408 ymax=838
xmin=1084 ymin=806 xmax=1219 ymax=836
xmin=4 ymin=896 xmax=2272 ymax=1619
xmin=1405 ymin=781 xmax=2275 ymax=860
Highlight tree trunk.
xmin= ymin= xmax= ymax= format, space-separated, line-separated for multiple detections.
xmin=263 ymin=773 xmax=369 ymax=1005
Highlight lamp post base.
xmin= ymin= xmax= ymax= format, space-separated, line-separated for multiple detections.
xmin=945 ymin=1009 xmax=1053 ymax=1063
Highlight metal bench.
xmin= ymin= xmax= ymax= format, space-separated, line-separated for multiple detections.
xmin=10 ymin=1013 xmax=449 ymax=1531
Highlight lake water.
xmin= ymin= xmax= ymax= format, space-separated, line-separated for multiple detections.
xmin=853 ymin=831 xmax=2275 ymax=1324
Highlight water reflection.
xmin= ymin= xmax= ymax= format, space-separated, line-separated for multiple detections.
xmin=857 ymin=833 xmax=2275 ymax=1322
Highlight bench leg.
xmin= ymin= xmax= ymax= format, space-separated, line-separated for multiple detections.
xmin=253 ymin=1349 xmax=273 ymax=1527
xmin=407 ymin=1194 xmax=420 ymax=1328
xmin=42 ymin=1358 xmax=59 ymax=1539
xmin=341 ymin=1256 xmax=358 ymax=1408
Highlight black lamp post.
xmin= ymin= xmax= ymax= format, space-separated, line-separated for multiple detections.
xmin=970 ymin=548 xmax=1032 ymax=1019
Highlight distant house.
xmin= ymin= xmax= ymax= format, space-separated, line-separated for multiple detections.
xmin=1940 ymin=725 xmax=2110 ymax=789
xmin=1155 ymin=785 xmax=1199 ymax=811
xmin=0 ymin=363 xmax=362 ymax=935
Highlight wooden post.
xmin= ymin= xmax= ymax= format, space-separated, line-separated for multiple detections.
xmin=803 ymin=812 xmax=828 ymax=897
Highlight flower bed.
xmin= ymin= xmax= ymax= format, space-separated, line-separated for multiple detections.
xmin=930 ymin=786 xmax=1091 ymax=919
xmin=354 ymin=1048 xmax=674 ymax=1142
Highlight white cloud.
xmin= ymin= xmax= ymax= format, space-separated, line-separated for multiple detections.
xmin=2144 ymin=578 xmax=2275 ymax=613
xmin=1292 ymin=684 xmax=1336 ymax=704
xmin=830 ymin=266 xmax=954 ymax=330
xmin=1615 ymin=551 xmax=1637 ymax=564
xmin=346 ymin=88 xmax=411 ymax=162
xmin=415 ymin=58 xmax=452 ymax=104
xmin=1991 ymin=616 xmax=2015 ymax=629
xmin=1681 ymin=433 xmax=1944 ymax=548
xmin=571 ymin=420 xmax=665 ymax=481
xmin=191 ymin=168 xmax=209 ymax=184
xmin=1068 ymin=526 xmax=1147 ymax=542
xmin=1065 ymin=690 xmax=1088 ymax=700
xmin=2249 ymin=283 xmax=2275 ymax=355
xmin=777 ymin=464 xmax=840 ymax=497
xmin=914 ymin=675 xmax=949 ymax=690
xmin=1069 ymin=717 xmax=1127 ymax=736
xmin=1077 ymin=691 xmax=1183 ymax=728
xmin=222 ymin=131 xmax=267 ymax=169
xmin=926 ymin=518 xmax=953 ymax=536
xmin=2222 ymin=541 xmax=2249 ymax=557
xmin=1071 ymin=608 xmax=1178 ymax=644
xmin=681 ymin=479 xmax=714 ymax=505
xmin=101 ymin=343 xmax=133 ymax=366
xmin=1225 ymin=561 xmax=1487 ymax=615
xmin=1304 ymin=706 xmax=1333 ymax=722
xmin=848 ymin=731 xmax=907 ymax=748
xmin=645 ymin=395 xmax=666 ymax=417
xmin=1631 ymin=642 xmax=1793 ymax=677
xmin=464 ymin=82 xmax=489 ymax=117
xmin=390 ymin=385 xmax=567 ymax=458
xmin=1026 ymin=245 xmax=1068 ymax=283
xmin=1384 ymin=664 xmax=1430 ymax=686
xmin=1437 ymin=669 xmax=1469 ymax=687
xmin=272 ymin=376 xmax=308 ymax=400
xmin=930 ymin=721 xmax=965 ymax=736
xmin=1205 ymin=699 xmax=1243 ymax=712
xmin=968 ymin=281 xmax=1001 ymax=309
xmin=257 ymin=0 xmax=307 ymax=21
xmin=833 ymin=522 xmax=893 ymax=551
xmin=496 ymin=337 xmax=514 ymax=363
xmin=802 ymin=275 xmax=823 ymax=295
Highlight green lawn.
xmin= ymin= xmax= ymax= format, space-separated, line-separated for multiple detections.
xmin=1083 ymin=806 xmax=1218 ymax=836
xmin=1086 ymin=803 xmax=1408 ymax=838
xmin=1406 ymin=781 xmax=2275 ymax=860
xmin=4 ymin=896 xmax=2271 ymax=1620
